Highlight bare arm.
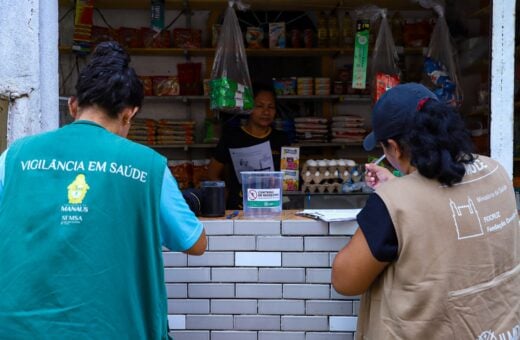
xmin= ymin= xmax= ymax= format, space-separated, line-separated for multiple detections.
xmin=183 ymin=229 xmax=207 ymax=256
xmin=331 ymin=227 xmax=389 ymax=296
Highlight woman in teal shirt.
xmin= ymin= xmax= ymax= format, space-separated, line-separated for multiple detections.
xmin=0 ymin=41 xmax=206 ymax=339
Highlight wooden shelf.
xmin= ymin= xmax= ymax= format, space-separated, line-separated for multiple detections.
xmin=59 ymin=0 xmax=423 ymax=11
xmin=59 ymin=46 xmax=424 ymax=58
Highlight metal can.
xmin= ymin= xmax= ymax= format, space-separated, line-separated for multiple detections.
xmin=303 ymin=29 xmax=313 ymax=48
xmin=291 ymin=29 xmax=301 ymax=48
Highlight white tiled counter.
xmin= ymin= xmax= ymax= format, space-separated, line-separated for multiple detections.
xmin=164 ymin=211 xmax=360 ymax=340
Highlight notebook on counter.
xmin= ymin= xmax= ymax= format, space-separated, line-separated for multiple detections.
xmin=295 ymin=209 xmax=361 ymax=222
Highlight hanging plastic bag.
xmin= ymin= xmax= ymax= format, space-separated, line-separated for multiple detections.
xmin=418 ymin=0 xmax=462 ymax=106
xmin=371 ymin=8 xmax=401 ymax=102
xmin=210 ymin=0 xmax=254 ymax=114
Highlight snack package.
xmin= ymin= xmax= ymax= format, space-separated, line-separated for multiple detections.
xmin=139 ymin=76 xmax=154 ymax=96
xmin=420 ymin=0 xmax=462 ymax=106
xmin=269 ymin=23 xmax=286 ymax=48
xmin=210 ymin=1 xmax=253 ymax=114
xmin=152 ymin=76 xmax=180 ymax=96
xmin=370 ymin=7 xmax=400 ymax=102
xmin=281 ymin=147 xmax=300 ymax=191
xmin=141 ymin=27 xmax=171 ymax=48
xmin=172 ymin=28 xmax=202 ymax=48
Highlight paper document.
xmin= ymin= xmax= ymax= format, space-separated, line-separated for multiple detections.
xmin=229 ymin=141 xmax=274 ymax=183
xmin=296 ymin=209 xmax=361 ymax=222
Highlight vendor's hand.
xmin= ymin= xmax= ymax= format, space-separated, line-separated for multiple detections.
xmin=364 ymin=163 xmax=395 ymax=189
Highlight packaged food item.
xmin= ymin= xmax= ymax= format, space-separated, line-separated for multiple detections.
xmin=91 ymin=26 xmax=115 ymax=45
xmin=281 ymin=147 xmax=300 ymax=191
xmin=269 ymin=22 xmax=286 ymax=48
xmin=117 ymin=27 xmax=143 ymax=48
xmin=139 ymin=76 xmax=154 ymax=96
xmin=246 ymin=27 xmax=264 ymax=48
xmin=374 ymin=73 xmax=400 ymax=102
xmin=152 ymin=76 xmax=180 ymax=96
xmin=172 ymin=28 xmax=202 ymax=48
xmin=272 ymin=77 xmax=297 ymax=95
xmin=212 ymin=24 xmax=222 ymax=47
xmin=141 ymin=27 xmax=171 ymax=48
xmin=209 ymin=77 xmax=254 ymax=112
xmin=177 ymin=62 xmax=202 ymax=95
xmin=168 ymin=160 xmax=193 ymax=190
xmin=192 ymin=159 xmax=211 ymax=188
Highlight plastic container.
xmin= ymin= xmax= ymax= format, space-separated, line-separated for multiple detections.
xmin=241 ymin=171 xmax=283 ymax=219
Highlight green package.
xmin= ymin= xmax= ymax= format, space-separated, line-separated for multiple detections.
xmin=352 ymin=29 xmax=369 ymax=89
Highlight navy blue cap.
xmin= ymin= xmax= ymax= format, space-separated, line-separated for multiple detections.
xmin=363 ymin=83 xmax=439 ymax=151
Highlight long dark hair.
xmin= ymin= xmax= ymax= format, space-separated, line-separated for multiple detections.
xmin=383 ymin=99 xmax=476 ymax=186
xmin=75 ymin=41 xmax=144 ymax=118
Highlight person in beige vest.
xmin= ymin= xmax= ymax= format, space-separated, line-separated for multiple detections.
xmin=332 ymin=83 xmax=520 ymax=340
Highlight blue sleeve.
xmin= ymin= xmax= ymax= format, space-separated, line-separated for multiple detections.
xmin=160 ymin=167 xmax=204 ymax=252
xmin=0 ymin=149 xmax=7 ymax=203
xmin=357 ymin=193 xmax=398 ymax=262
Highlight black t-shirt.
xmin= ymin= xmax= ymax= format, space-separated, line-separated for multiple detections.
xmin=213 ymin=126 xmax=288 ymax=209
xmin=357 ymin=193 xmax=399 ymax=262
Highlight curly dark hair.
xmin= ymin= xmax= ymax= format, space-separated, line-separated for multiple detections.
xmin=383 ymin=99 xmax=476 ymax=186
xmin=75 ymin=41 xmax=144 ymax=118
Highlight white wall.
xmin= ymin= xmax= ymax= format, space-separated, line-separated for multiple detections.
xmin=0 ymin=0 xmax=59 ymax=145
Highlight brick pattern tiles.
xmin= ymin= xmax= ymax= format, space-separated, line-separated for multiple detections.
xmin=167 ymin=218 xmax=359 ymax=339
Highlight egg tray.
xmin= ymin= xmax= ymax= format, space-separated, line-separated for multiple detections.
xmin=301 ymin=182 xmax=342 ymax=194
xmin=300 ymin=164 xmax=363 ymax=185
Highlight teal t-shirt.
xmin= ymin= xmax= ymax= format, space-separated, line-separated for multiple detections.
xmin=0 ymin=121 xmax=202 ymax=339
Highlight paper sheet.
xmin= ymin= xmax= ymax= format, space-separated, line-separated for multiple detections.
xmin=296 ymin=209 xmax=361 ymax=222
xmin=229 ymin=141 xmax=274 ymax=183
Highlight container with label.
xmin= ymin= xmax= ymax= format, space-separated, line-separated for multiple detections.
xmin=241 ymin=171 xmax=283 ymax=219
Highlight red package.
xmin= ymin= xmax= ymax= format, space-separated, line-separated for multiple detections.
xmin=172 ymin=28 xmax=202 ymax=48
xmin=141 ymin=27 xmax=171 ymax=48
xmin=117 ymin=27 xmax=143 ymax=48
xmin=374 ymin=72 xmax=400 ymax=103
xmin=139 ymin=76 xmax=153 ymax=96
xmin=91 ymin=26 xmax=116 ymax=45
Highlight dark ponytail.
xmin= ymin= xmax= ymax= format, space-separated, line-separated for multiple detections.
xmin=390 ymin=100 xmax=476 ymax=186
xmin=75 ymin=41 xmax=144 ymax=118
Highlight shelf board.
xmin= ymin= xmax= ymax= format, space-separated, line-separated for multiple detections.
xmin=144 ymin=95 xmax=209 ymax=102
xmin=59 ymin=46 xmax=424 ymax=57
xmin=294 ymin=142 xmax=363 ymax=148
xmin=59 ymin=0 xmax=423 ymax=11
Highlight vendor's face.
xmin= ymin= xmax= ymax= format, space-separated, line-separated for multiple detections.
xmin=250 ymin=91 xmax=276 ymax=128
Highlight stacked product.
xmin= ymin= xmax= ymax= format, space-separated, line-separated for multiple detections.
xmin=314 ymin=77 xmax=331 ymax=95
xmin=297 ymin=77 xmax=313 ymax=95
xmin=330 ymin=115 xmax=367 ymax=143
xmin=294 ymin=117 xmax=329 ymax=143
xmin=167 ymin=159 xmax=211 ymax=190
xmin=155 ymin=119 xmax=196 ymax=145
xmin=273 ymin=118 xmax=296 ymax=144
xmin=300 ymin=159 xmax=363 ymax=193
xmin=210 ymin=77 xmax=254 ymax=113
xmin=127 ymin=118 xmax=156 ymax=145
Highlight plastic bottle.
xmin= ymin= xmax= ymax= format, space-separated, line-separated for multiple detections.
xmin=342 ymin=12 xmax=354 ymax=46
xmin=328 ymin=14 xmax=339 ymax=48
xmin=317 ymin=13 xmax=328 ymax=48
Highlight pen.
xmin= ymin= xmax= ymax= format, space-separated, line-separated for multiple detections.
xmin=226 ymin=210 xmax=239 ymax=219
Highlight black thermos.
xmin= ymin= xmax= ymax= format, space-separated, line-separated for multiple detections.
xmin=201 ymin=181 xmax=226 ymax=217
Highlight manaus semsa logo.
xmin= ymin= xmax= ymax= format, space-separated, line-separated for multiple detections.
xmin=67 ymin=174 xmax=90 ymax=204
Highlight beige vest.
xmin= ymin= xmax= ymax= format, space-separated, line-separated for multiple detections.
xmin=356 ymin=156 xmax=520 ymax=340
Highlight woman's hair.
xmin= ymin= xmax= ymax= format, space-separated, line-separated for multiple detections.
xmin=252 ymin=82 xmax=277 ymax=100
xmin=382 ymin=99 xmax=476 ymax=186
xmin=75 ymin=41 xmax=144 ymax=118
